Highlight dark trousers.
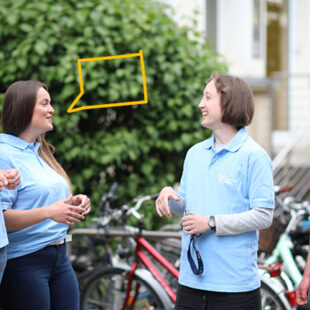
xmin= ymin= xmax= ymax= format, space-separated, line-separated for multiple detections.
xmin=0 ymin=243 xmax=79 ymax=310
xmin=175 ymin=284 xmax=262 ymax=310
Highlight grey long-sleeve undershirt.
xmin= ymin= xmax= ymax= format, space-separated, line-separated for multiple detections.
xmin=214 ymin=208 xmax=274 ymax=235
xmin=169 ymin=198 xmax=274 ymax=235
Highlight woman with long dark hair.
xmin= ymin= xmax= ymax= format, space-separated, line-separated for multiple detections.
xmin=0 ymin=80 xmax=90 ymax=310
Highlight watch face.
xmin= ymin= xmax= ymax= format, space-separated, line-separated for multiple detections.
xmin=209 ymin=216 xmax=215 ymax=229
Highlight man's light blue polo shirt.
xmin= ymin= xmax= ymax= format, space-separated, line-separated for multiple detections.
xmin=0 ymin=134 xmax=69 ymax=259
xmin=177 ymin=128 xmax=274 ymax=292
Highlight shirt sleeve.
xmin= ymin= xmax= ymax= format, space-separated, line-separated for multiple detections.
xmin=0 ymin=159 xmax=18 ymax=210
xmin=215 ymin=208 xmax=274 ymax=235
xmin=214 ymin=150 xmax=274 ymax=235
xmin=248 ymin=153 xmax=275 ymax=210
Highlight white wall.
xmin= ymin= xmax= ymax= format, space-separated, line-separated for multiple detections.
xmin=158 ymin=0 xmax=266 ymax=78
xmin=288 ymin=0 xmax=310 ymax=131
xmin=272 ymin=0 xmax=310 ymax=157
xmin=216 ymin=0 xmax=266 ymax=78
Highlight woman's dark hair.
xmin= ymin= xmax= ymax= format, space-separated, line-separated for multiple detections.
xmin=208 ymin=73 xmax=254 ymax=129
xmin=1 ymin=80 xmax=72 ymax=191
xmin=2 ymin=80 xmax=48 ymax=136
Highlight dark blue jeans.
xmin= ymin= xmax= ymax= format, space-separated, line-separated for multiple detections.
xmin=0 ymin=243 xmax=79 ymax=310
xmin=175 ymin=284 xmax=262 ymax=310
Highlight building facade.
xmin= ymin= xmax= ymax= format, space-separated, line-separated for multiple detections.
xmin=158 ymin=0 xmax=310 ymax=198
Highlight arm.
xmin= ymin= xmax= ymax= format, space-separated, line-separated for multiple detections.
xmin=181 ymin=208 xmax=273 ymax=235
xmin=215 ymin=208 xmax=273 ymax=235
xmin=297 ymin=250 xmax=310 ymax=305
xmin=4 ymin=196 xmax=85 ymax=231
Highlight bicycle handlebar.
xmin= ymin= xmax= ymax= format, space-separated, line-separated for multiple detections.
xmin=275 ymin=184 xmax=294 ymax=195
xmin=96 ymin=192 xmax=159 ymax=227
xmin=127 ymin=193 xmax=159 ymax=217
xmin=100 ymin=182 xmax=118 ymax=205
xmin=272 ymin=183 xmax=310 ymax=234
xmin=277 ymin=196 xmax=310 ymax=234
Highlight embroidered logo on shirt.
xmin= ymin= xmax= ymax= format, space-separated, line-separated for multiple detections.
xmin=218 ymin=174 xmax=239 ymax=185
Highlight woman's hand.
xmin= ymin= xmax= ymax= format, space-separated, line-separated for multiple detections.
xmin=182 ymin=214 xmax=210 ymax=234
xmin=0 ymin=168 xmax=20 ymax=191
xmin=47 ymin=196 xmax=85 ymax=226
xmin=71 ymin=194 xmax=91 ymax=216
xmin=155 ymin=186 xmax=179 ymax=219
xmin=0 ymin=170 xmax=8 ymax=191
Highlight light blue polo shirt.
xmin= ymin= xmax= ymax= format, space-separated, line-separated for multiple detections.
xmin=0 ymin=202 xmax=8 ymax=249
xmin=0 ymin=134 xmax=69 ymax=259
xmin=178 ymin=128 xmax=274 ymax=292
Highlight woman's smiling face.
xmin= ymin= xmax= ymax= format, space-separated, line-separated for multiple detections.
xmin=198 ymin=79 xmax=222 ymax=130
xmin=28 ymin=87 xmax=54 ymax=137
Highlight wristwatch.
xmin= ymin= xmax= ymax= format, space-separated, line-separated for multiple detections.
xmin=208 ymin=216 xmax=216 ymax=231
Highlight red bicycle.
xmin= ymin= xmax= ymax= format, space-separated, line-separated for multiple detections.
xmin=79 ymin=193 xmax=181 ymax=310
xmin=77 ymin=185 xmax=295 ymax=309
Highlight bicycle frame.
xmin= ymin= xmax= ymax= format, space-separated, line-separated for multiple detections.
xmin=261 ymin=211 xmax=308 ymax=308
xmin=69 ymin=226 xmax=182 ymax=308
xmin=265 ymin=233 xmax=302 ymax=289
xmin=123 ymin=235 xmax=179 ymax=310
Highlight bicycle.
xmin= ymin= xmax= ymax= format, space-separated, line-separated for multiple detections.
xmin=73 ymin=192 xmax=181 ymax=309
xmin=259 ymin=189 xmax=310 ymax=309
xmin=69 ymin=183 xmax=120 ymax=288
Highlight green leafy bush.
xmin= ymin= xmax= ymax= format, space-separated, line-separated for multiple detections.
xmin=0 ymin=0 xmax=226 ymax=229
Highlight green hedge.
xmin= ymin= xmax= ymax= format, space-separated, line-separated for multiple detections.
xmin=0 ymin=0 xmax=226 ymax=229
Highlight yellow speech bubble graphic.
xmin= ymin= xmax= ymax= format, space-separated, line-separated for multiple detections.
xmin=67 ymin=50 xmax=148 ymax=113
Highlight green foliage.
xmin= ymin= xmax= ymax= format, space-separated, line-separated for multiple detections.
xmin=0 ymin=0 xmax=226 ymax=229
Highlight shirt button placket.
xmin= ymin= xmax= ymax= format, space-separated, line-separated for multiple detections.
xmin=209 ymin=153 xmax=217 ymax=167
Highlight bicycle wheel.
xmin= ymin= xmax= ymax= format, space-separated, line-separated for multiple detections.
xmin=80 ymin=266 xmax=166 ymax=310
xmin=261 ymin=281 xmax=287 ymax=310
